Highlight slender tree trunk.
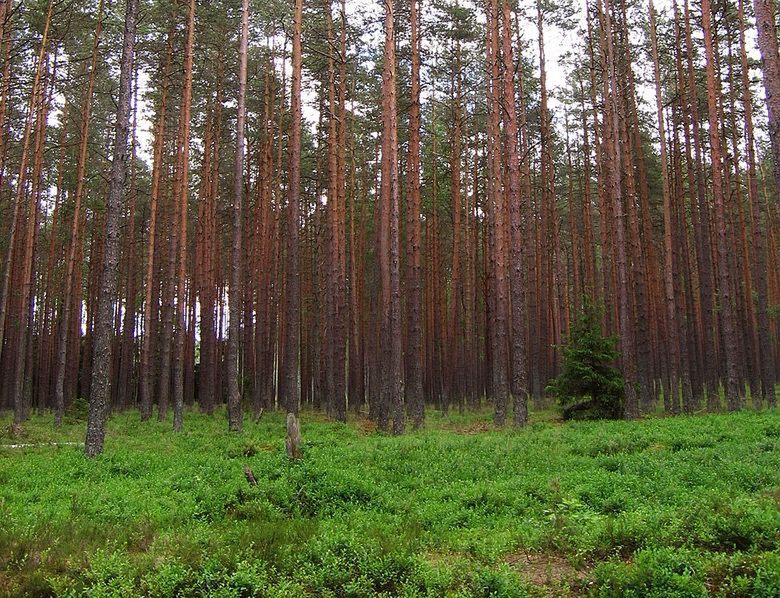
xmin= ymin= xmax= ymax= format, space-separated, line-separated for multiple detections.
xmin=754 ymin=0 xmax=780 ymax=203
xmin=39 ymin=101 xmax=68 ymax=414
xmin=486 ymin=0 xmax=510 ymax=425
xmin=0 ymin=0 xmax=11 ymax=195
xmin=227 ymin=0 xmax=248 ymax=432
xmin=140 ymin=16 xmax=175 ymax=421
xmin=380 ymin=0 xmax=404 ymax=433
xmin=14 ymin=50 xmax=53 ymax=422
xmin=54 ymin=3 xmax=104 ymax=424
xmin=578 ymin=78 xmax=597 ymax=302
xmin=650 ymin=0 xmax=682 ymax=415
xmin=741 ymin=0 xmax=775 ymax=407
xmin=405 ymin=0 xmax=424 ymax=428
xmin=682 ymin=0 xmax=718 ymax=408
xmin=284 ymin=0 xmax=302 ymax=415
xmin=446 ymin=38 xmax=462 ymax=411
xmin=171 ymin=0 xmax=196 ymax=432
xmin=117 ymin=67 xmax=139 ymax=411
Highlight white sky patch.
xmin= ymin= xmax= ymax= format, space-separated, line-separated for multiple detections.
xmin=134 ymin=67 xmax=155 ymax=165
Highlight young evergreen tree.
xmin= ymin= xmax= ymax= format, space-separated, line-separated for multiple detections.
xmin=546 ymin=301 xmax=624 ymax=421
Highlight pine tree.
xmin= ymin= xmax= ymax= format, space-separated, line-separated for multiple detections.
xmin=546 ymin=300 xmax=624 ymax=420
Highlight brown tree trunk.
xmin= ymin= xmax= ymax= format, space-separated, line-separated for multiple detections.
xmin=14 ymin=50 xmax=53 ymax=421
xmin=701 ymin=0 xmax=740 ymax=410
xmin=502 ymin=0 xmax=527 ymax=426
xmin=0 ymin=0 xmax=11 ymax=195
xmin=139 ymin=15 xmax=175 ymax=421
xmin=117 ymin=68 xmax=139 ymax=411
xmin=170 ymin=0 xmax=196 ymax=432
xmin=650 ymin=0 xmax=682 ymax=415
xmin=380 ymin=0 xmax=404 ymax=433
xmin=741 ymin=0 xmax=776 ymax=407
xmin=601 ymin=0 xmax=639 ymax=419
xmin=283 ymin=0 xmax=302 ymax=415
xmin=405 ymin=0 xmax=424 ymax=428
xmin=227 ymin=0 xmax=248 ymax=432
xmin=53 ymin=1 xmax=103 ymax=424
xmin=0 ymin=0 xmax=52 ymax=373
xmin=486 ymin=0 xmax=510 ymax=425
xmin=682 ymin=0 xmax=718 ymax=408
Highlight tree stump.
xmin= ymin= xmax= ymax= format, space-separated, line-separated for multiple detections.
xmin=285 ymin=412 xmax=302 ymax=459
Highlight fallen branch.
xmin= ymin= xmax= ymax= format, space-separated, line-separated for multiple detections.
xmin=1 ymin=442 xmax=83 ymax=449
xmin=243 ymin=465 xmax=258 ymax=486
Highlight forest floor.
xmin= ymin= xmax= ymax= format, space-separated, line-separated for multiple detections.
xmin=1 ymin=403 xmax=779 ymax=596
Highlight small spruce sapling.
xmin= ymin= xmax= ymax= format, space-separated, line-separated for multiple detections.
xmin=546 ymin=300 xmax=624 ymax=420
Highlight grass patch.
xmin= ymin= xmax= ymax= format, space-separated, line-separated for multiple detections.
xmin=1 ymin=407 xmax=778 ymax=595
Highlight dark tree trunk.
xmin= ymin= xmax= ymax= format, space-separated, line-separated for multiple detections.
xmin=85 ymin=0 xmax=139 ymax=457
xmin=284 ymin=0 xmax=302 ymax=415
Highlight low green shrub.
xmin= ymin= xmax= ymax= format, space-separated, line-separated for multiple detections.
xmin=1 ymin=407 xmax=778 ymax=595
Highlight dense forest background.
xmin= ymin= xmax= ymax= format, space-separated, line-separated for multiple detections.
xmin=0 ymin=0 xmax=778 ymax=448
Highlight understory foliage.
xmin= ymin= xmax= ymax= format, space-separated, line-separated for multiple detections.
xmin=547 ymin=302 xmax=624 ymax=421
xmin=1 ymin=408 xmax=779 ymax=596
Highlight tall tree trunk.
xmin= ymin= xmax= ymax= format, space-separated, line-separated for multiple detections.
xmin=0 ymin=0 xmax=12 ymax=195
xmin=227 ymin=0 xmax=248 ymax=432
xmin=682 ymin=0 xmax=718 ymax=408
xmin=405 ymin=0 xmax=424 ymax=428
xmin=447 ymin=37 xmax=462 ymax=412
xmin=601 ymin=0 xmax=639 ymax=419
xmin=701 ymin=0 xmax=740 ymax=410
xmin=171 ymin=0 xmax=196 ymax=432
xmin=650 ymin=0 xmax=682 ymax=415
xmin=52 ymin=2 xmax=103 ymax=424
xmin=117 ymin=66 xmax=139 ymax=411
xmin=284 ymin=0 xmax=302 ymax=415
xmin=741 ymin=0 xmax=776 ymax=407
xmin=502 ymin=0 xmax=527 ymax=426
xmin=85 ymin=0 xmax=139 ymax=457
xmin=139 ymin=16 xmax=175 ymax=421
xmin=334 ymin=0 xmax=349 ymax=420
xmin=14 ymin=50 xmax=53 ymax=421
xmin=380 ymin=0 xmax=404 ymax=433
xmin=486 ymin=0 xmax=510 ymax=425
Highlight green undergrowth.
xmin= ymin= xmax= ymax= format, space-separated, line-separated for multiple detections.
xmin=1 ymin=407 xmax=779 ymax=596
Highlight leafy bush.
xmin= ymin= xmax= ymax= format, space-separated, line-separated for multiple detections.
xmin=546 ymin=301 xmax=624 ymax=420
